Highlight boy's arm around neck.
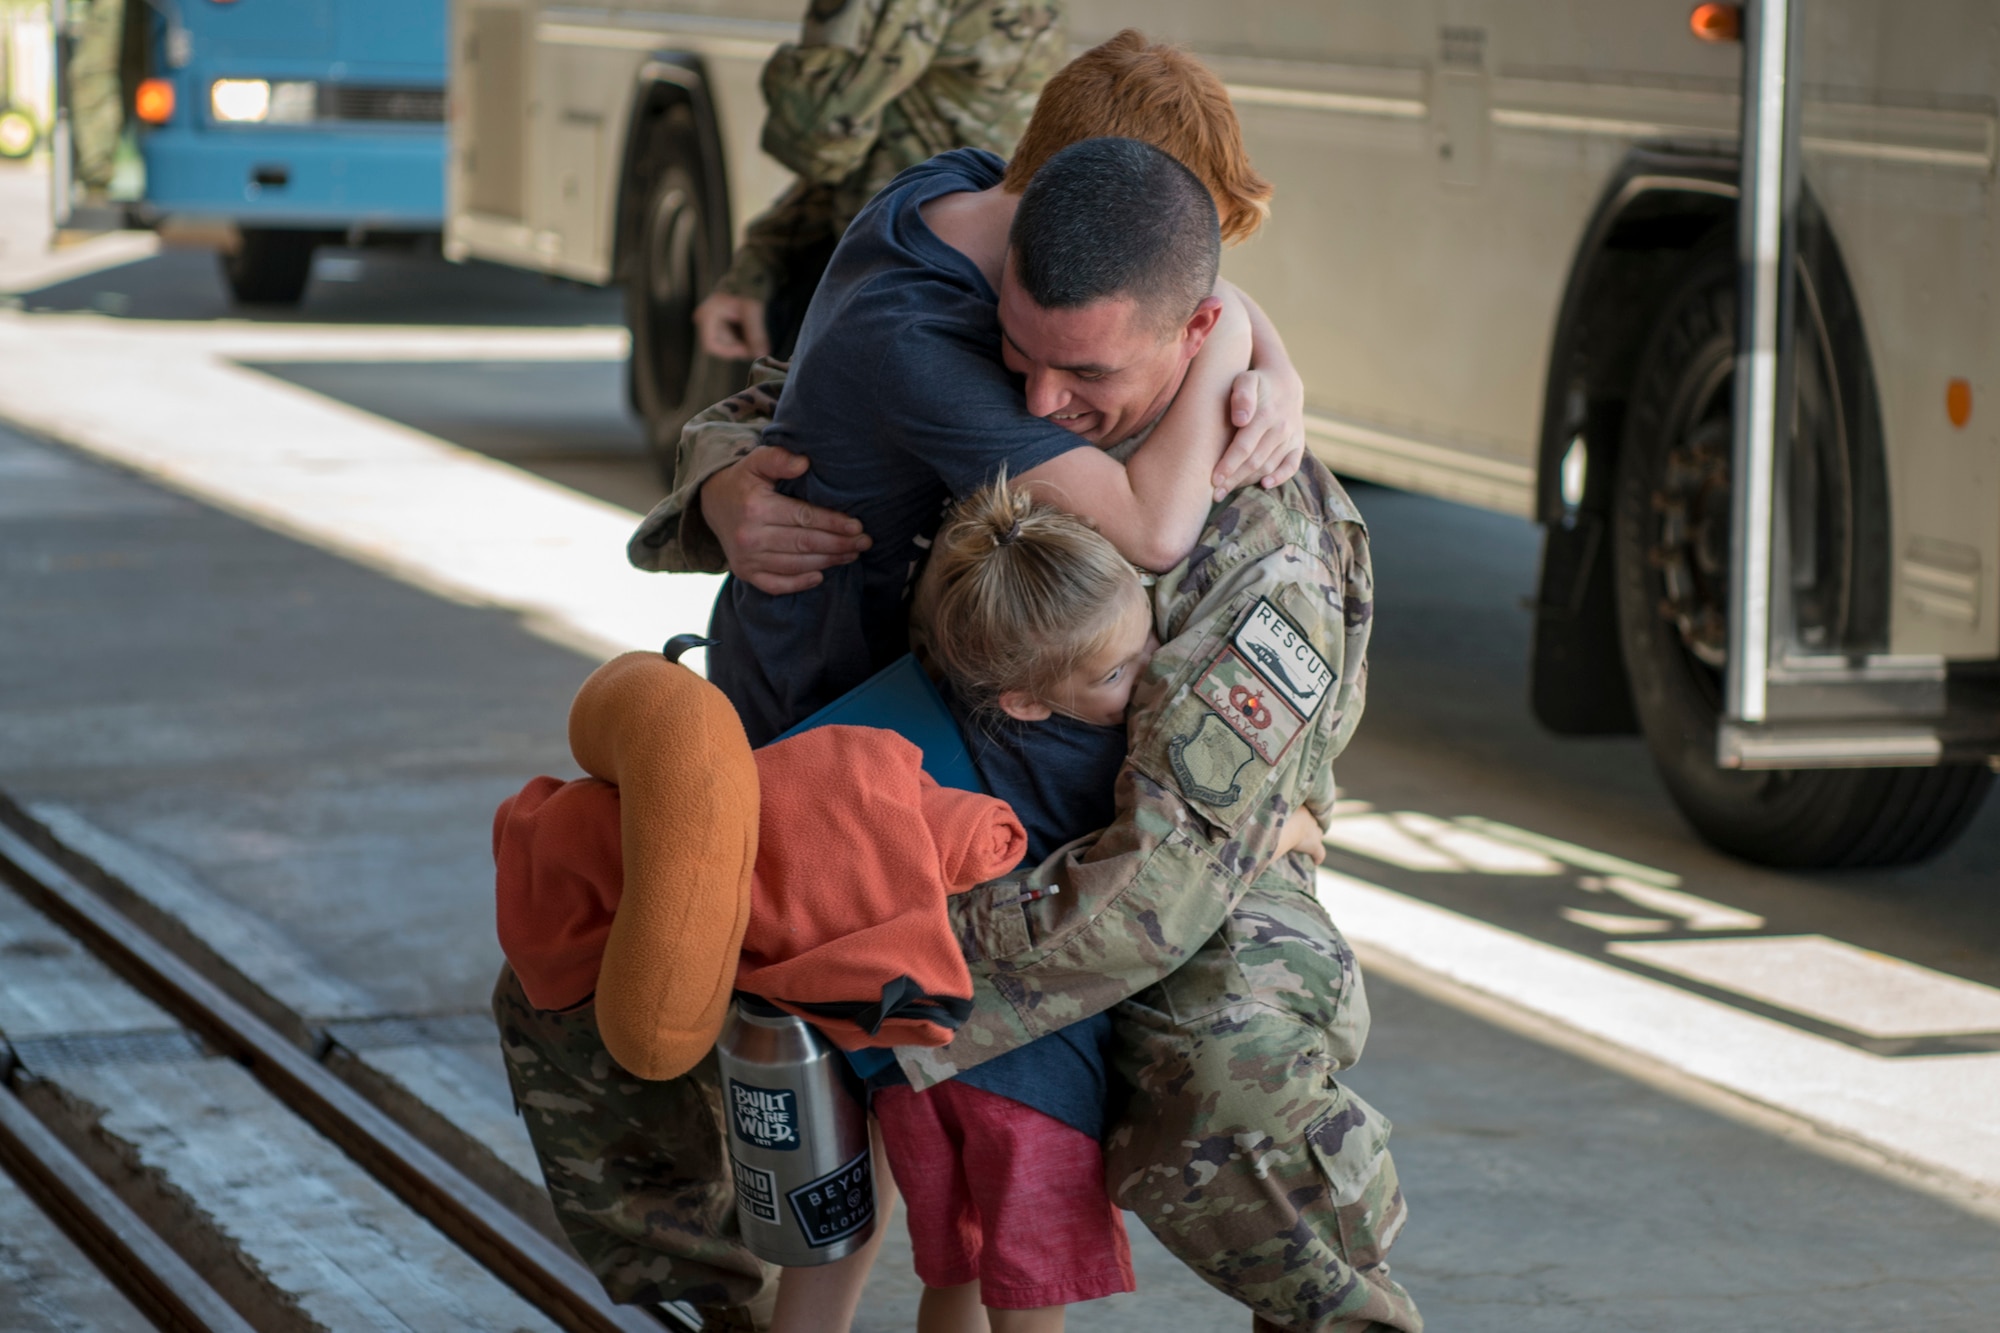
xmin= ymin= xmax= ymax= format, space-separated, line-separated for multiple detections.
xmin=1018 ymin=293 xmax=1253 ymax=573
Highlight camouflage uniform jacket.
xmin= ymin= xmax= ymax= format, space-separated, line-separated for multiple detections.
xmin=902 ymin=460 xmax=1371 ymax=1087
xmin=628 ymin=378 xmax=1375 ymax=1092
xmin=629 ymin=363 xmax=790 ymax=575
xmin=714 ymin=0 xmax=1065 ymax=303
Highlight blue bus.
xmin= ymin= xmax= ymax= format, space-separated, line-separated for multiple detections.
xmin=57 ymin=0 xmax=446 ymax=304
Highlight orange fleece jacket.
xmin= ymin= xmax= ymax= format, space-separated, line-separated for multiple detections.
xmin=494 ymin=657 xmax=1024 ymax=1075
xmin=736 ymin=725 xmax=1025 ymax=1049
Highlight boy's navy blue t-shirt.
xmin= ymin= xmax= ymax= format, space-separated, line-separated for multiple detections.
xmin=698 ymin=149 xmax=1123 ymax=1137
xmin=705 ymin=148 xmax=1087 ymax=748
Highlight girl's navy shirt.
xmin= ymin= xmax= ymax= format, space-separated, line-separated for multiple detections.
xmin=938 ymin=689 xmax=1128 ymax=1140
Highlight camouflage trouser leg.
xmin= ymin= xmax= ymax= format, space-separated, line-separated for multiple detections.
xmin=1105 ymin=866 xmax=1421 ymax=1333
xmin=68 ymin=0 xmax=125 ymax=191
xmin=491 ymin=965 xmax=777 ymax=1313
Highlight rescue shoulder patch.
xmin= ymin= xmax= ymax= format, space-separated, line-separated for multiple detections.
xmin=1196 ymin=648 xmax=1306 ymax=765
xmin=1233 ymin=597 xmax=1334 ymax=719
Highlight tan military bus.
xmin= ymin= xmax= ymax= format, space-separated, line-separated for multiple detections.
xmin=445 ymin=0 xmax=1999 ymax=868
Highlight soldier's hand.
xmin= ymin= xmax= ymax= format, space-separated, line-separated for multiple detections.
xmin=1213 ymin=367 xmax=1308 ymax=501
xmin=1276 ymin=805 xmax=1328 ymax=865
xmin=695 ymin=291 xmax=773 ymax=361
xmin=699 ymin=446 xmax=871 ymax=594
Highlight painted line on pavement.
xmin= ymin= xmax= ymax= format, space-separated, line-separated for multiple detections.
xmin=0 ymin=233 xmax=162 ymax=296
xmin=1607 ymin=934 xmax=2000 ymax=1040
xmin=0 ymin=311 xmax=712 ymax=662
xmin=1321 ymin=869 xmax=2000 ymax=1205
xmin=9 ymin=312 xmax=631 ymax=361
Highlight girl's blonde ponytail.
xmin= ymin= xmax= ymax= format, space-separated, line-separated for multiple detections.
xmin=925 ymin=474 xmax=1142 ymax=711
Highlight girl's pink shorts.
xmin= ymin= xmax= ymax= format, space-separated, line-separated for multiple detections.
xmin=873 ymin=1079 xmax=1135 ymax=1309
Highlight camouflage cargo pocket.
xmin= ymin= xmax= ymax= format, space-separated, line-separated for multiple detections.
xmin=1303 ymin=1083 xmax=1405 ymax=1274
xmin=1155 ymin=874 xmax=1370 ymax=1071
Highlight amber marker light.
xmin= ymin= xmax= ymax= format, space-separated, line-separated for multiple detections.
xmin=1690 ymin=3 xmax=1743 ymax=43
xmin=134 ymin=78 xmax=176 ymax=125
xmin=1947 ymin=378 xmax=1973 ymax=428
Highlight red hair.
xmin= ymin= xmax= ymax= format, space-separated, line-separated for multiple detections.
xmin=1003 ymin=30 xmax=1273 ymax=245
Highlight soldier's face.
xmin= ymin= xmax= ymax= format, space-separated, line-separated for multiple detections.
xmin=998 ymin=257 xmax=1223 ymax=447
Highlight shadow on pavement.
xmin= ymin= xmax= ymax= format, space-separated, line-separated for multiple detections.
xmin=11 ymin=245 xmax=626 ymax=327
xmin=1346 ymin=478 xmax=2000 ymax=967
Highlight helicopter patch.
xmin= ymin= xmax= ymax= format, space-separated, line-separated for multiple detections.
xmin=1231 ymin=598 xmax=1333 ymax=719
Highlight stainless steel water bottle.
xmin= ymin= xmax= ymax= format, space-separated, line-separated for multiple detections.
xmin=714 ymin=995 xmax=877 ymax=1266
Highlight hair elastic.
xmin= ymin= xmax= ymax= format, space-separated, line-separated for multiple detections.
xmin=996 ymin=519 xmax=1024 ymax=546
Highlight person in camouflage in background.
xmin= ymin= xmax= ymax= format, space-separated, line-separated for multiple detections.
xmin=63 ymin=0 xmax=126 ymax=198
xmin=692 ymin=0 xmax=1065 ymax=362
xmin=493 ymin=976 xmax=776 ymax=1324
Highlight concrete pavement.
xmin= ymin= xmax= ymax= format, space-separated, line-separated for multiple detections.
xmin=3 ymin=232 xmax=1998 ymax=1327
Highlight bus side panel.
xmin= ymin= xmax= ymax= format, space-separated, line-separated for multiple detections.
xmin=1798 ymin=1 xmax=1999 ymax=660
xmin=449 ymin=0 xmax=535 ymax=267
xmin=1076 ymin=0 xmax=1739 ymax=511
xmin=530 ymin=34 xmax=646 ymax=282
xmin=449 ymin=0 xmax=796 ymax=283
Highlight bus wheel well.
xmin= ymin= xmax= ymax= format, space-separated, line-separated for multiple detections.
xmin=1530 ymin=152 xmax=1892 ymax=740
xmin=1530 ymin=161 xmax=1737 ymax=736
xmin=612 ymin=55 xmax=734 ymax=422
xmin=612 ymin=57 xmax=731 ymax=294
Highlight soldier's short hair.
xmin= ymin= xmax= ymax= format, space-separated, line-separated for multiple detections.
xmin=1008 ymin=137 xmax=1221 ymax=335
xmin=1004 ymin=29 xmax=1272 ymax=246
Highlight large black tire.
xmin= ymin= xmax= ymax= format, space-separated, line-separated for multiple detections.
xmin=627 ymin=107 xmax=743 ymax=482
xmin=1613 ymin=247 xmax=1992 ymax=868
xmin=222 ymin=229 xmax=319 ymax=306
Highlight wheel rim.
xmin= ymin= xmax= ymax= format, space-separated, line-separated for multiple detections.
xmin=639 ymin=175 xmax=703 ymax=409
xmin=1647 ymin=349 xmax=1734 ymax=702
xmin=646 ymin=184 xmax=698 ymax=308
xmin=1643 ymin=272 xmax=1857 ymax=708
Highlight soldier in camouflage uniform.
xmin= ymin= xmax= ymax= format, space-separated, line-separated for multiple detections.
xmin=63 ymin=0 xmax=127 ymax=197
xmin=621 ymin=372 xmax=1420 ymax=1333
xmin=695 ymin=0 xmax=1065 ymax=360
xmin=493 ymin=966 xmax=777 ymax=1323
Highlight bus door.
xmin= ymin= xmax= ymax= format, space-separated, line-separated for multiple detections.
xmin=1722 ymin=0 xmax=2000 ymax=773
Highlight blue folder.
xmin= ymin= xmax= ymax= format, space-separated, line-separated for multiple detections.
xmin=773 ymin=654 xmax=985 ymax=795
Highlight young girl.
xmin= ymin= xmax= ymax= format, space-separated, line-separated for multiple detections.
xmin=873 ymin=476 xmax=1324 ymax=1333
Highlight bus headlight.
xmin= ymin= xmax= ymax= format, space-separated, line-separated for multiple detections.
xmin=210 ymin=79 xmax=318 ymax=124
xmin=211 ymin=79 xmax=271 ymax=122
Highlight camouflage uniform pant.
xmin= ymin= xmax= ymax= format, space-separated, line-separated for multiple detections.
xmin=1106 ymin=867 xmax=1422 ymax=1333
xmin=68 ymin=0 xmax=125 ymax=191
xmin=491 ymin=965 xmax=776 ymax=1314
